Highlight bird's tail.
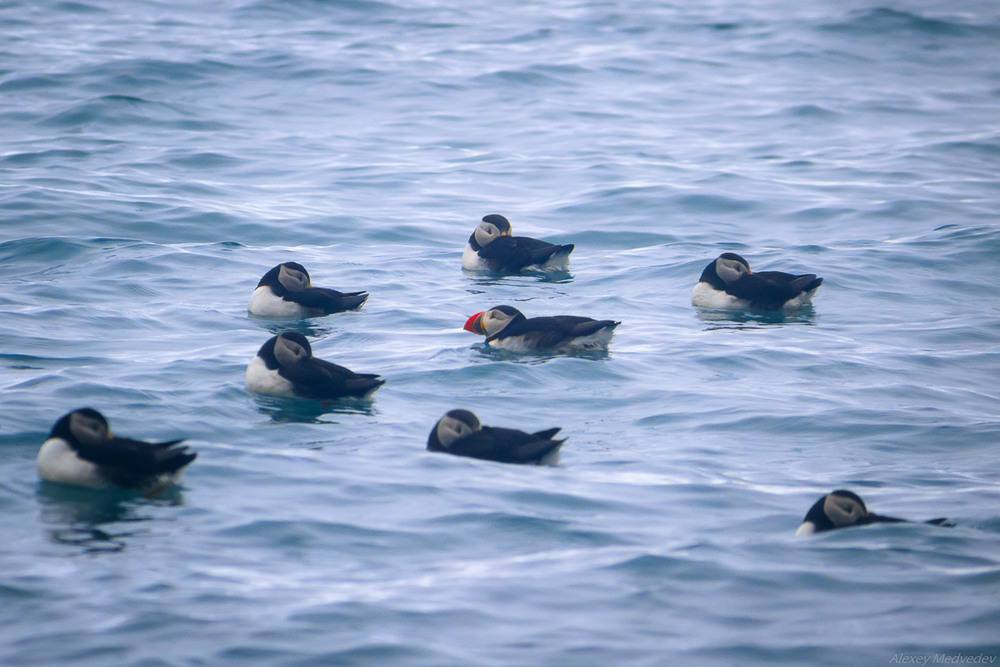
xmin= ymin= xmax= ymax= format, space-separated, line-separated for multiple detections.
xmin=341 ymin=291 xmax=369 ymax=310
xmin=790 ymin=275 xmax=822 ymax=294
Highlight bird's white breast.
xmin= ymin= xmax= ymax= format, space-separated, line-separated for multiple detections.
xmin=462 ymin=244 xmax=487 ymax=270
xmin=248 ymin=286 xmax=308 ymax=318
xmin=795 ymin=522 xmax=817 ymax=536
xmin=36 ymin=438 xmax=108 ymax=489
xmin=245 ymin=356 xmax=296 ymax=397
xmin=691 ymin=282 xmax=750 ymax=309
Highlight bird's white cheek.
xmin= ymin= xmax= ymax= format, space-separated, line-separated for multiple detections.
xmin=795 ymin=522 xmax=816 ymax=536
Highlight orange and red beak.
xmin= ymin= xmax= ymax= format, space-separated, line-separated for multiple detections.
xmin=464 ymin=312 xmax=485 ymax=334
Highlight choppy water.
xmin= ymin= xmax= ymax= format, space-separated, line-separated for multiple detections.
xmin=2 ymin=0 xmax=1000 ymax=664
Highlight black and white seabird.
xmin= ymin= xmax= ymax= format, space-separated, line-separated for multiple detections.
xmin=36 ymin=408 xmax=196 ymax=491
xmin=464 ymin=305 xmax=619 ymax=353
xmin=796 ymin=489 xmax=950 ymax=535
xmin=245 ymin=332 xmax=385 ymax=400
xmin=462 ymin=214 xmax=574 ymax=273
xmin=692 ymin=252 xmax=822 ymax=310
xmin=428 ymin=409 xmax=564 ymax=464
xmin=248 ymin=262 xmax=368 ymax=318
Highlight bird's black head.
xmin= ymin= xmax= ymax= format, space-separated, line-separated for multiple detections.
xmin=699 ymin=252 xmax=752 ymax=288
xmin=481 ymin=214 xmax=512 ymax=234
xmin=718 ymin=252 xmax=749 ymax=268
xmin=799 ymin=489 xmax=870 ymax=534
xmin=258 ymin=332 xmax=314 ymax=369
xmin=274 ymin=332 xmax=313 ymax=367
xmin=471 ymin=214 xmax=513 ymax=250
xmin=50 ymin=408 xmax=111 ymax=446
xmin=473 ymin=305 xmax=527 ymax=338
xmin=492 ymin=304 xmax=524 ymax=319
xmin=258 ymin=262 xmax=311 ymax=293
xmin=429 ymin=409 xmax=482 ymax=451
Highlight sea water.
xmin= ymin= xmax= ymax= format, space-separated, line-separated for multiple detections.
xmin=1 ymin=1 xmax=999 ymax=664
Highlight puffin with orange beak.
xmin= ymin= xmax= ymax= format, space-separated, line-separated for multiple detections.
xmin=692 ymin=252 xmax=822 ymax=311
xmin=462 ymin=214 xmax=574 ymax=273
xmin=464 ymin=305 xmax=619 ymax=353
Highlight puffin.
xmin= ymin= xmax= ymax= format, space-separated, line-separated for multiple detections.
xmin=36 ymin=408 xmax=196 ymax=491
xmin=462 ymin=214 xmax=574 ymax=273
xmin=245 ymin=332 xmax=385 ymax=400
xmin=692 ymin=252 xmax=822 ymax=310
xmin=428 ymin=409 xmax=564 ymax=464
xmin=464 ymin=305 xmax=620 ymax=353
xmin=796 ymin=489 xmax=951 ymax=535
xmin=248 ymin=262 xmax=368 ymax=318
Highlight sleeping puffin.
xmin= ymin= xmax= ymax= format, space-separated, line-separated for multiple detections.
xmin=692 ymin=252 xmax=822 ymax=310
xmin=796 ymin=489 xmax=950 ymax=535
xmin=37 ymin=408 xmax=196 ymax=491
xmin=428 ymin=409 xmax=564 ymax=464
xmin=245 ymin=332 xmax=385 ymax=400
xmin=464 ymin=304 xmax=619 ymax=353
xmin=248 ymin=262 xmax=368 ymax=318
xmin=462 ymin=214 xmax=574 ymax=273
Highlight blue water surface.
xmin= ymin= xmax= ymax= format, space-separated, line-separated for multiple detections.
xmin=1 ymin=0 xmax=999 ymax=664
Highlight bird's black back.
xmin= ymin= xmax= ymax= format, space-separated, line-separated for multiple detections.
xmin=441 ymin=425 xmax=564 ymax=464
xmin=281 ymin=356 xmax=384 ymax=400
xmin=477 ymin=235 xmax=574 ymax=273
xmin=726 ymin=271 xmax=822 ymax=310
xmin=72 ymin=435 xmax=196 ymax=488
xmin=286 ymin=287 xmax=368 ymax=313
xmin=493 ymin=314 xmax=619 ymax=347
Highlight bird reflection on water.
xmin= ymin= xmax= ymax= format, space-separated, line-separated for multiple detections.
xmin=36 ymin=483 xmax=183 ymax=554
